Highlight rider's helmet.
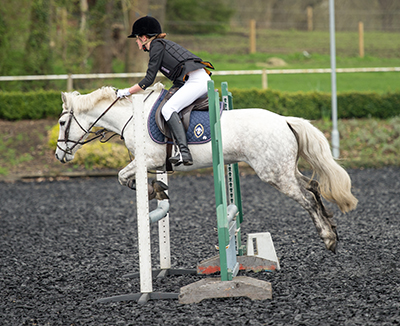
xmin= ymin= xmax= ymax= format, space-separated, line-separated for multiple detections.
xmin=128 ymin=16 xmax=162 ymax=38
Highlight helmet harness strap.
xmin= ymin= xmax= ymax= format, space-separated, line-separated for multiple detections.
xmin=138 ymin=35 xmax=156 ymax=51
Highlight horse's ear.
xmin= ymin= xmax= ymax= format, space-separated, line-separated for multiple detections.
xmin=61 ymin=92 xmax=67 ymax=104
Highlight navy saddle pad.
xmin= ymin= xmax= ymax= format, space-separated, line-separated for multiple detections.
xmin=147 ymin=89 xmax=224 ymax=145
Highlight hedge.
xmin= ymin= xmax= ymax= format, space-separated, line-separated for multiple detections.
xmin=0 ymin=90 xmax=62 ymax=120
xmin=1 ymin=88 xmax=400 ymax=121
xmin=231 ymin=89 xmax=400 ymax=120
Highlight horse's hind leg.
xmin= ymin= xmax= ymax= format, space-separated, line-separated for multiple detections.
xmin=298 ymin=174 xmax=339 ymax=241
xmin=259 ymin=170 xmax=339 ymax=253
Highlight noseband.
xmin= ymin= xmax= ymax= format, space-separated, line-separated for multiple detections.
xmin=57 ymin=98 xmax=123 ymax=155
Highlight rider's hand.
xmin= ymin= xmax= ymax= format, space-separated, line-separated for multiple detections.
xmin=116 ymin=88 xmax=131 ymax=98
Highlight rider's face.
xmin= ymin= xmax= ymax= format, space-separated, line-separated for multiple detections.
xmin=136 ymin=36 xmax=147 ymax=50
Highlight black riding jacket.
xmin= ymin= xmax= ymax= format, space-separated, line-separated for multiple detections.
xmin=138 ymin=39 xmax=213 ymax=89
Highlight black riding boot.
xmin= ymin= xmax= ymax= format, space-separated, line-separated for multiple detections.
xmin=166 ymin=112 xmax=193 ymax=166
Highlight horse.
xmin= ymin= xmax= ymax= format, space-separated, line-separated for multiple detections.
xmin=55 ymin=82 xmax=358 ymax=253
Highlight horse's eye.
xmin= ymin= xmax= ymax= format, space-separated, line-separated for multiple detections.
xmin=60 ymin=121 xmax=66 ymax=126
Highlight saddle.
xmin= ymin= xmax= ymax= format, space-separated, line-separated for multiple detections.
xmin=154 ymin=86 xmax=209 ymax=139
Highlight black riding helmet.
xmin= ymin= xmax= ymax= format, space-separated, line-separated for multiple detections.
xmin=128 ymin=16 xmax=162 ymax=38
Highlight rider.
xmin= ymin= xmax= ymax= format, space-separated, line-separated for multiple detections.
xmin=116 ymin=16 xmax=214 ymax=166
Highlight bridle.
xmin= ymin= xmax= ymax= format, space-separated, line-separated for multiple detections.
xmin=57 ymin=98 xmax=132 ymax=156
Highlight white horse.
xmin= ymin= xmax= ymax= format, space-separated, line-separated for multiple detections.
xmin=55 ymin=82 xmax=358 ymax=253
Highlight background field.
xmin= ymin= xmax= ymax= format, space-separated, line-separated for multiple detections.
xmin=1 ymin=11 xmax=400 ymax=177
xmin=3 ymin=29 xmax=400 ymax=93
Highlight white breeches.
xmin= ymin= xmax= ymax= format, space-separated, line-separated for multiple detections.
xmin=161 ymin=68 xmax=211 ymax=121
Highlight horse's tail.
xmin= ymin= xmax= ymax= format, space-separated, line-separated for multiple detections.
xmin=286 ymin=117 xmax=358 ymax=213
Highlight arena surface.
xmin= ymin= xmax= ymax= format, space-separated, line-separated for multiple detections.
xmin=1 ymin=167 xmax=399 ymax=325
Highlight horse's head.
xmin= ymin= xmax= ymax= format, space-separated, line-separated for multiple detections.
xmin=55 ymin=83 xmax=164 ymax=163
xmin=55 ymin=91 xmax=92 ymax=163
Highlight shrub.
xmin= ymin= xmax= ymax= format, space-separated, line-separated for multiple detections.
xmin=0 ymin=90 xmax=62 ymax=120
xmin=230 ymin=89 xmax=400 ymax=120
xmin=1 ymin=88 xmax=400 ymax=121
xmin=47 ymin=124 xmax=130 ymax=169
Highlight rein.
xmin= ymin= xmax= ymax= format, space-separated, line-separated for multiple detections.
xmin=57 ymin=97 xmax=131 ymax=155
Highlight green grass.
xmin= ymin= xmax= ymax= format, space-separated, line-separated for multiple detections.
xmin=84 ymin=29 xmax=400 ymax=94
xmin=311 ymin=116 xmax=400 ymax=169
xmin=0 ymin=133 xmax=34 ymax=175
xmin=109 ymin=50 xmax=400 ymax=94
xmin=172 ymin=28 xmax=400 ymax=59
xmin=211 ymin=71 xmax=400 ymax=93
xmin=5 ymin=29 xmax=399 ymax=94
xmin=195 ymin=51 xmax=400 ymax=93
xmin=182 ymin=28 xmax=400 ymax=93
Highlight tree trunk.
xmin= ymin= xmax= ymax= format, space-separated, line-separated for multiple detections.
xmin=92 ymin=0 xmax=114 ymax=73
xmin=124 ymin=0 xmax=149 ymax=74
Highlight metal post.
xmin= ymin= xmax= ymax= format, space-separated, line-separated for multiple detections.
xmin=208 ymin=81 xmax=231 ymax=281
xmin=221 ymin=82 xmax=244 ymax=256
xmin=329 ymin=0 xmax=340 ymax=159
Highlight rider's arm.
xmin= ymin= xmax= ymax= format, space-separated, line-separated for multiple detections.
xmin=136 ymin=40 xmax=164 ymax=91
xmin=117 ymin=40 xmax=164 ymax=98
xmin=128 ymin=84 xmax=143 ymax=94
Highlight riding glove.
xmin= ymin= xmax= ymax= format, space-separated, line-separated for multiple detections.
xmin=116 ymin=88 xmax=131 ymax=98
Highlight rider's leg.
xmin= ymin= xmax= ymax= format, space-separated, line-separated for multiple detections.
xmin=162 ymin=69 xmax=210 ymax=166
xmin=166 ymin=112 xmax=193 ymax=165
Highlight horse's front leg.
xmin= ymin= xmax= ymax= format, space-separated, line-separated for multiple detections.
xmin=118 ymin=160 xmax=137 ymax=189
xmin=118 ymin=159 xmax=169 ymax=201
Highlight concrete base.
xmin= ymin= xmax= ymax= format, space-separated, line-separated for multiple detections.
xmin=179 ymin=276 xmax=272 ymax=304
xmin=197 ymin=255 xmax=279 ymax=275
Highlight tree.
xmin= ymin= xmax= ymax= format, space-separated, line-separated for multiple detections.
xmin=23 ymin=0 xmax=53 ymax=85
xmin=122 ymin=0 xmax=150 ymax=74
xmin=166 ymin=0 xmax=234 ymax=34
xmin=0 ymin=14 xmax=9 ymax=75
xmin=90 ymin=0 xmax=115 ymax=73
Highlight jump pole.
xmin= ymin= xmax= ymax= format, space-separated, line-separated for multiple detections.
xmin=178 ymin=81 xmax=274 ymax=304
xmin=97 ymin=95 xmax=195 ymax=305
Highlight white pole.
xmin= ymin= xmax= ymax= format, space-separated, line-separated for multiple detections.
xmin=132 ymin=96 xmax=152 ymax=294
xmin=329 ymin=0 xmax=340 ymax=159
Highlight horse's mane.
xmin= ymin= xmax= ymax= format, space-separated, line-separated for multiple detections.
xmin=63 ymin=82 xmax=164 ymax=113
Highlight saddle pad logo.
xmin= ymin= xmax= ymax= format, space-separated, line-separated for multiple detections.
xmin=194 ymin=123 xmax=204 ymax=138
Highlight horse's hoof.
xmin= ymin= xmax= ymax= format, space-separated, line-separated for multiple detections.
xmin=330 ymin=242 xmax=338 ymax=254
xmin=127 ymin=179 xmax=136 ymax=190
xmin=324 ymin=236 xmax=338 ymax=254
xmin=326 ymin=240 xmax=338 ymax=254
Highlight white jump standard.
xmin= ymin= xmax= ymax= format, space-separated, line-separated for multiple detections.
xmin=97 ymin=95 xmax=196 ymax=305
